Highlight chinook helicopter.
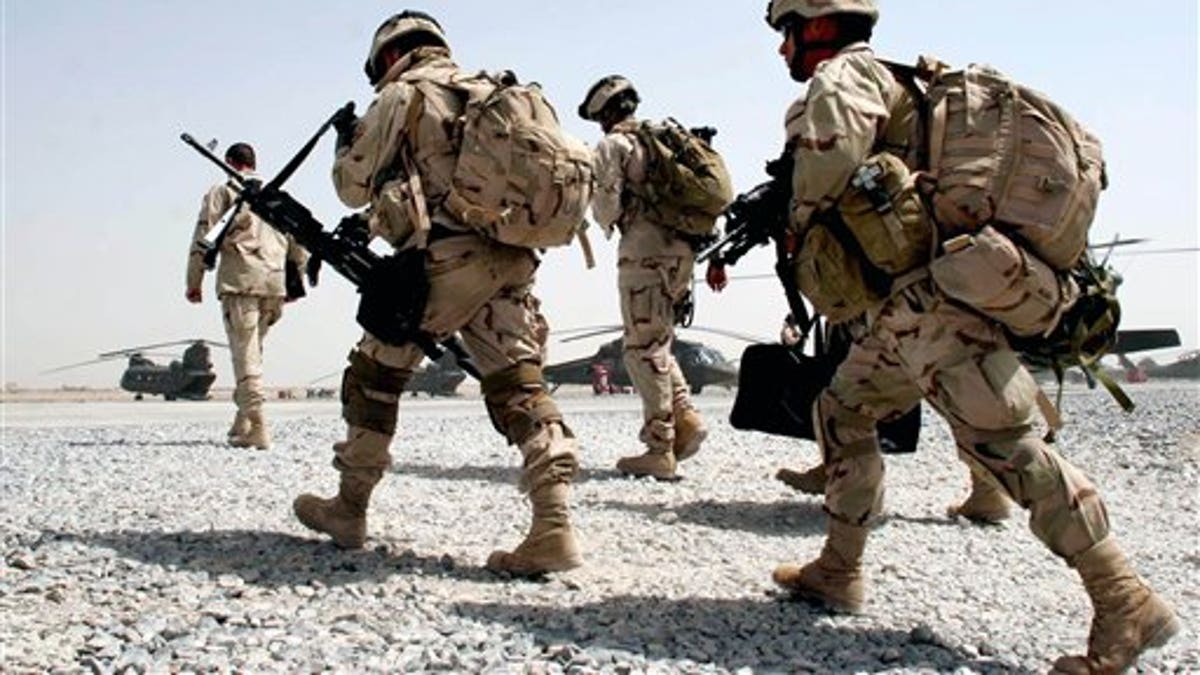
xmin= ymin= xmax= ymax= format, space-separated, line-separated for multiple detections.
xmin=542 ymin=326 xmax=749 ymax=394
xmin=307 ymin=350 xmax=469 ymax=398
xmin=43 ymin=339 xmax=228 ymax=400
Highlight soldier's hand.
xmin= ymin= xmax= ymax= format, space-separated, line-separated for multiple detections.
xmin=185 ymin=287 xmax=202 ymax=304
xmin=706 ymin=261 xmax=728 ymax=293
xmin=305 ymin=257 xmax=322 ymax=287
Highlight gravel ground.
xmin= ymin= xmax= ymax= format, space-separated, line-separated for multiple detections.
xmin=1 ymin=384 xmax=1197 ymax=673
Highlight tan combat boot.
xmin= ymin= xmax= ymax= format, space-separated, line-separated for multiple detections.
xmin=946 ymin=470 xmax=1012 ymax=524
xmin=293 ymin=471 xmax=379 ymax=549
xmin=1051 ymin=538 xmax=1180 ymax=674
xmin=772 ymin=519 xmax=868 ymax=614
xmin=226 ymin=410 xmax=250 ymax=440
xmin=229 ymin=410 xmax=270 ymax=450
xmin=487 ymin=482 xmax=583 ymax=576
xmin=616 ymin=448 xmax=679 ymax=481
xmin=673 ymin=408 xmax=709 ymax=462
xmin=775 ymin=463 xmax=827 ymax=495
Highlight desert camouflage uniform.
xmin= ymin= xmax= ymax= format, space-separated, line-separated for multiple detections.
xmin=319 ymin=47 xmax=578 ymax=558
xmin=187 ymin=175 xmax=306 ymax=423
xmin=592 ymin=120 xmax=699 ymax=453
xmin=790 ymin=43 xmax=1109 ymax=557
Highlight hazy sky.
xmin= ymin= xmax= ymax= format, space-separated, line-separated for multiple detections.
xmin=3 ymin=1 xmax=1197 ymax=389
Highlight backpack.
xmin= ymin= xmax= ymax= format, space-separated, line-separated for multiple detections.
xmin=414 ymin=71 xmax=594 ymax=249
xmin=884 ymin=58 xmax=1128 ymax=414
xmin=884 ymin=57 xmax=1106 ymax=271
xmin=626 ymin=118 xmax=734 ymax=237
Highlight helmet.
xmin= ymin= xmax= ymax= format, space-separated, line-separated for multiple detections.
xmin=766 ymin=0 xmax=878 ymax=30
xmin=577 ymin=75 xmax=640 ymax=121
xmin=364 ymin=10 xmax=448 ymax=85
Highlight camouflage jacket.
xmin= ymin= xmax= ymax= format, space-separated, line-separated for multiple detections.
xmin=786 ymin=42 xmax=920 ymax=234
xmin=186 ymin=173 xmax=306 ymax=297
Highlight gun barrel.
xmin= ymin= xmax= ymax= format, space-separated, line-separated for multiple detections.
xmin=181 ymin=133 xmax=247 ymax=186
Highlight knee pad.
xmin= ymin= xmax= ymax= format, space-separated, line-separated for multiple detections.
xmin=341 ymin=350 xmax=412 ymax=435
xmin=482 ymin=362 xmax=563 ymax=445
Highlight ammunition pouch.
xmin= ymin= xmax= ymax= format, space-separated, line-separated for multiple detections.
xmin=793 ymin=222 xmax=887 ymax=324
xmin=931 ymin=225 xmax=1078 ymax=338
xmin=341 ymin=350 xmax=412 ymax=434
xmin=729 ymin=342 xmax=920 ymax=454
xmin=355 ymin=248 xmax=431 ymax=347
xmin=838 ymin=152 xmax=935 ymax=276
xmin=481 ymin=362 xmax=562 ymax=445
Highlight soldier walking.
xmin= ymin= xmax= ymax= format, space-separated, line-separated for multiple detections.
xmin=579 ymin=76 xmax=710 ymax=481
xmin=762 ymin=1 xmax=1178 ymax=671
xmin=291 ymin=11 xmax=583 ymax=576
xmin=185 ymin=142 xmax=307 ymax=449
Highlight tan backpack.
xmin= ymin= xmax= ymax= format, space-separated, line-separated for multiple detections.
xmin=413 ymin=71 xmax=594 ymax=249
xmin=884 ymin=57 xmax=1106 ymax=270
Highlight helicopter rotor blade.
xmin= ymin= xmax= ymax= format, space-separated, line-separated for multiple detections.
xmin=98 ymin=338 xmax=227 ymax=358
xmin=1109 ymin=246 xmax=1200 ymax=256
xmin=678 ymin=325 xmax=770 ymax=344
xmin=560 ymin=327 xmax=625 ymax=344
xmin=1087 ymin=237 xmax=1149 ymax=250
xmin=40 ymin=354 xmax=127 ymax=374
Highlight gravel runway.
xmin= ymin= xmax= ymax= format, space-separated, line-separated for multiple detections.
xmin=2 ymin=384 xmax=1197 ymax=673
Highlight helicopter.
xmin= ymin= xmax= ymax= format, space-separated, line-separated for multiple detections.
xmin=42 ymin=339 xmax=228 ymax=400
xmin=542 ymin=326 xmax=749 ymax=394
xmin=307 ymin=349 xmax=469 ymax=398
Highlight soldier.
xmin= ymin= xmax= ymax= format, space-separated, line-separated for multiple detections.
xmin=291 ymin=11 xmax=582 ymax=576
xmin=762 ymin=1 xmax=1178 ymax=671
xmin=186 ymin=142 xmax=307 ymax=449
xmin=578 ymin=75 xmax=709 ymax=481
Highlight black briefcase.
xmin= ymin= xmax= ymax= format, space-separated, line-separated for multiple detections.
xmin=729 ymin=342 xmax=920 ymax=454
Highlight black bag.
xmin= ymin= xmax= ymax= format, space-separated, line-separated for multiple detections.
xmin=729 ymin=342 xmax=921 ymax=454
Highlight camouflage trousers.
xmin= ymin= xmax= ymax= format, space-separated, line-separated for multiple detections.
xmin=334 ymin=235 xmax=577 ymax=492
xmin=221 ymin=294 xmax=283 ymax=414
xmin=818 ymin=278 xmax=1109 ymax=560
xmin=618 ymin=255 xmax=696 ymax=452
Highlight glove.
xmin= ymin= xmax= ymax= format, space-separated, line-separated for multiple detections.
xmin=332 ymin=102 xmax=359 ymax=150
xmin=306 ymin=257 xmax=322 ymax=287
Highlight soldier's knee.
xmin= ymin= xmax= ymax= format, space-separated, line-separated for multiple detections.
xmin=815 ymin=391 xmax=878 ymax=461
xmin=482 ymin=362 xmax=563 ymax=445
xmin=341 ymin=349 xmax=412 ymax=435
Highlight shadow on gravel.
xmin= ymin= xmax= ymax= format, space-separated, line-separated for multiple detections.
xmin=391 ymin=462 xmax=522 ymax=484
xmin=589 ymin=498 xmax=827 ymax=537
xmin=66 ymin=439 xmax=221 ymax=448
xmin=452 ymin=594 xmax=1035 ymax=674
xmin=389 ymin=463 xmax=633 ymax=486
xmin=42 ymin=529 xmax=506 ymax=588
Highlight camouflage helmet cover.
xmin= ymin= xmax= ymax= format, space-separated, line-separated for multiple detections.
xmin=577 ymin=75 xmax=640 ymax=121
xmin=766 ymin=0 xmax=879 ymax=29
xmin=365 ymin=10 xmax=448 ymax=84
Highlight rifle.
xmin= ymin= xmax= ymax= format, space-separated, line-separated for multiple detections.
xmin=697 ymin=147 xmax=815 ymax=337
xmin=181 ymin=103 xmax=480 ymax=380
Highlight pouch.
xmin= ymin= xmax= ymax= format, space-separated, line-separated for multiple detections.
xmin=930 ymin=225 xmax=1078 ymax=337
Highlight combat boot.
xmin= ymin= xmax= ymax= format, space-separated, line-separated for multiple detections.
xmin=946 ymin=470 xmax=1012 ymax=524
xmin=229 ymin=410 xmax=270 ymax=450
xmin=673 ymin=408 xmax=708 ymax=462
xmin=226 ymin=410 xmax=250 ymax=439
xmin=772 ymin=519 xmax=868 ymax=614
xmin=775 ymin=463 xmax=827 ymax=495
xmin=1050 ymin=538 xmax=1180 ymax=674
xmin=293 ymin=471 xmax=379 ymax=549
xmin=487 ymin=482 xmax=583 ymax=576
xmin=616 ymin=448 xmax=678 ymax=481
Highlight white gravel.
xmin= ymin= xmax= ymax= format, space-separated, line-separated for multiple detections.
xmin=2 ymin=384 xmax=1197 ymax=673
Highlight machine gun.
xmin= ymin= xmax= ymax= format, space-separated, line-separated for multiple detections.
xmin=181 ymin=104 xmax=480 ymax=380
xmin=697 ymin=148 xmax=793 ymax=269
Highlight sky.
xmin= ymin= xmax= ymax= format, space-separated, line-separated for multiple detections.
xmin=2 ymin=1 xmax=1197 ymax=389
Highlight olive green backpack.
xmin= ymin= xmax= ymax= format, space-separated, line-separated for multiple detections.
xmin=627 ymin=118 xmax=734 ymax=237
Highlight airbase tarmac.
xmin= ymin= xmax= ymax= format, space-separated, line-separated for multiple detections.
xmin=1 ymin=384 xmax=1197 ymax=672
